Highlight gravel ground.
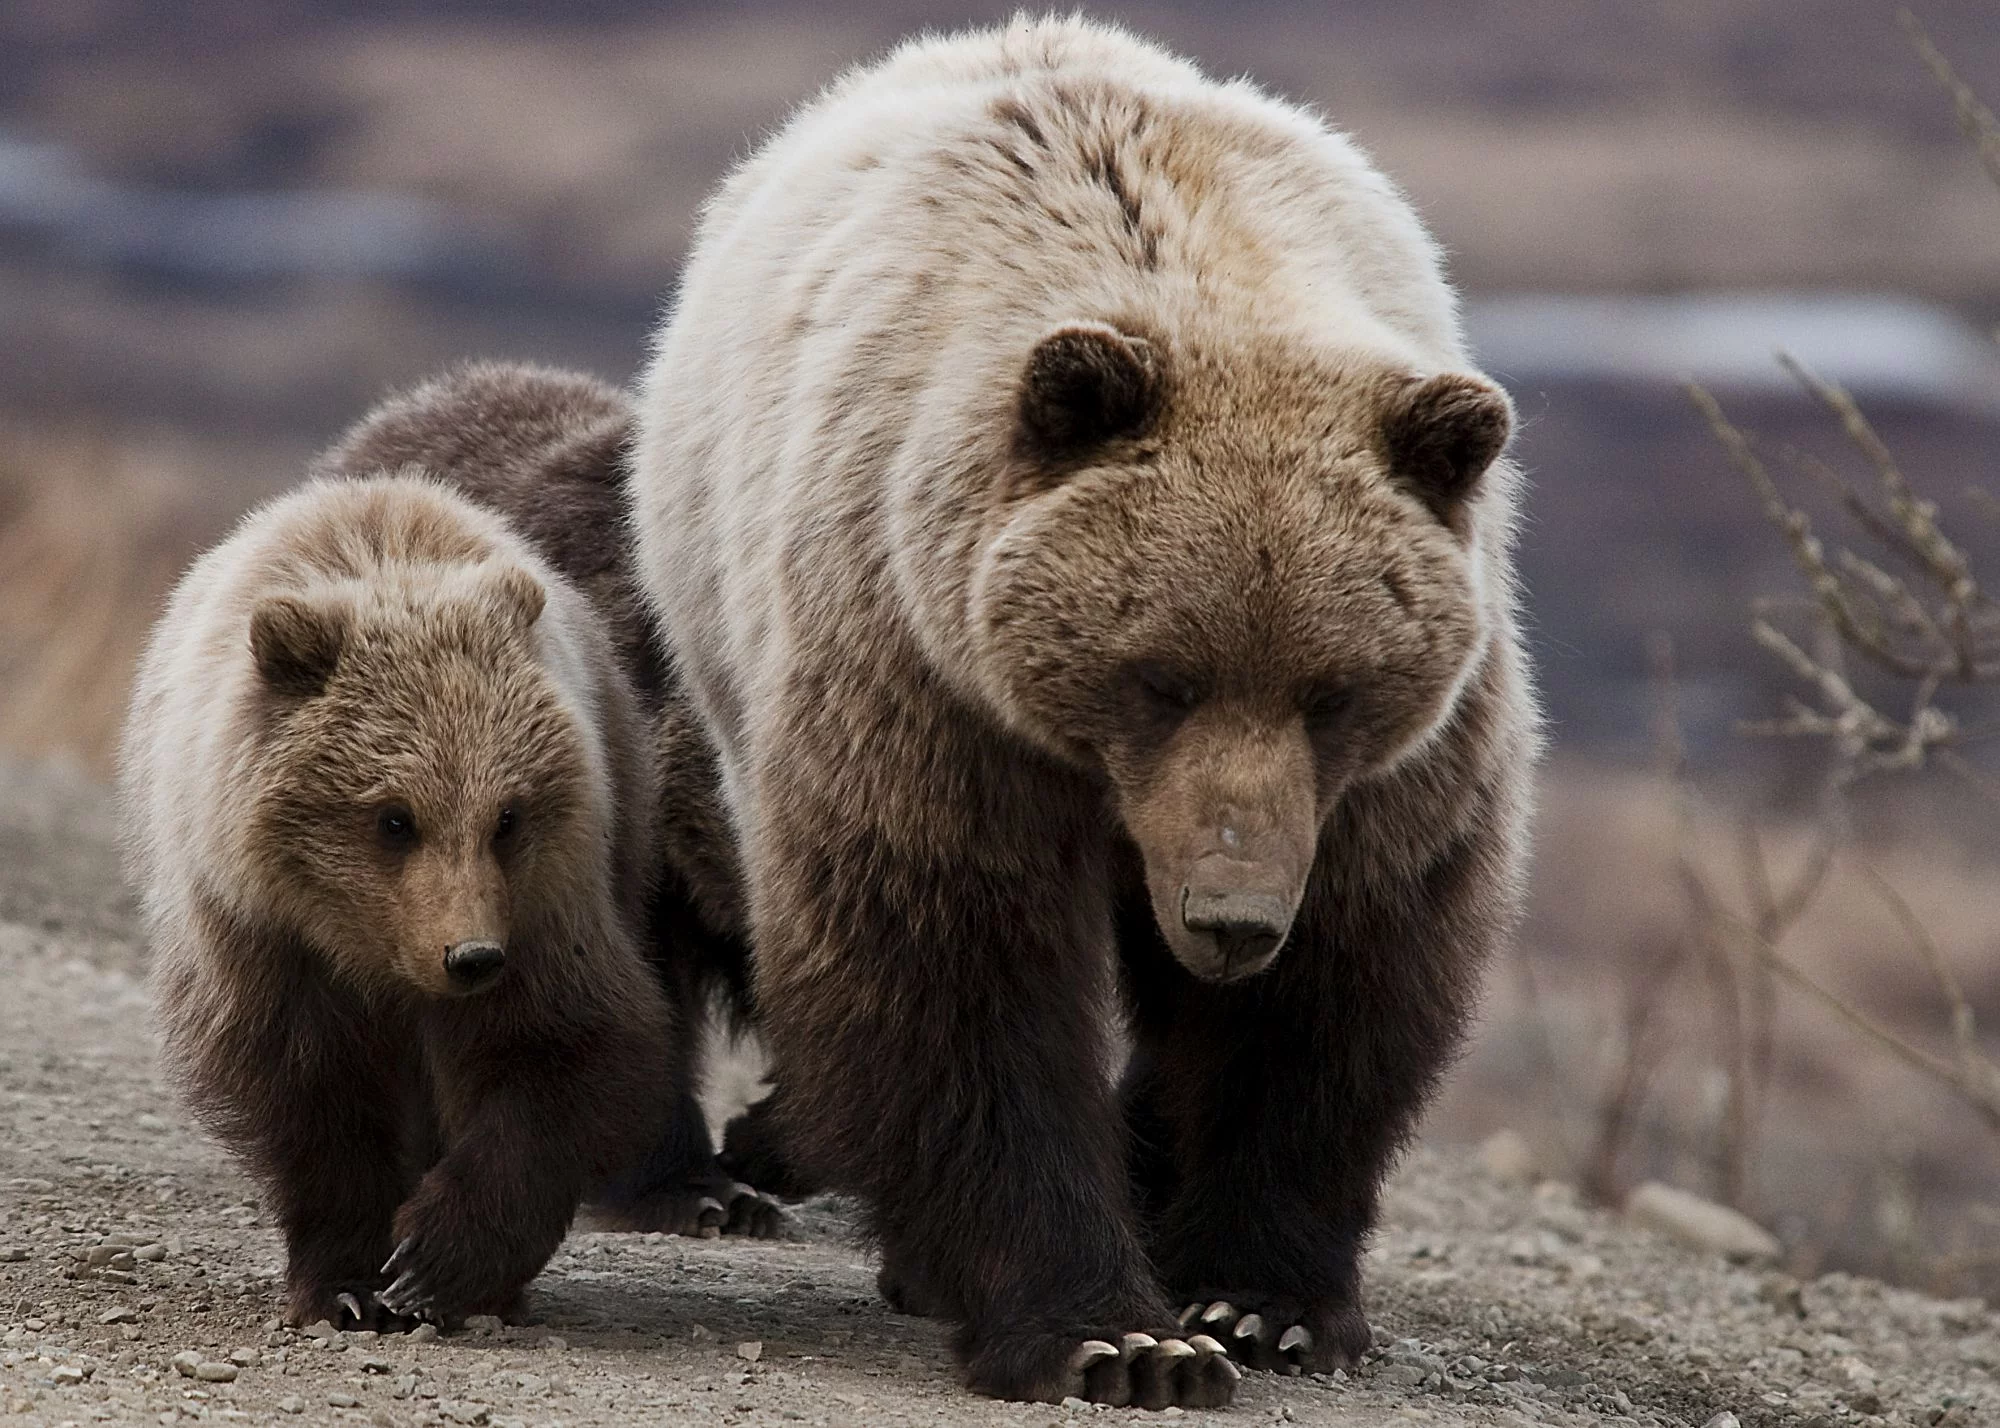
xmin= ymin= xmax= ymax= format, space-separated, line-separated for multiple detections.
xmin=1 ymin=759 xmax=1995 ymax=1427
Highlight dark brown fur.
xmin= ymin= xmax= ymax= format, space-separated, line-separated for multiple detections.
xmin=314 ymin=362 xmax=781 ymax=1234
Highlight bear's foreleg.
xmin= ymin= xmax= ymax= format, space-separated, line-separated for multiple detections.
xmin=753 ymin=807 xmax=1240 ymax=1409
xmin=1121 ymin=824 xmax=1498 ymax=1375
xmin=389 ymin=973 xmax=675 ymax=1323
xmin=160 ymin=932 xmax=419 ymax=1330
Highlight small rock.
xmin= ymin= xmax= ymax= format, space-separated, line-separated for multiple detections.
xmin=301 ymin=1320 xmax=336 ymax=1341
xmin=227 ymin=1348 xmax=256 ymax=1366
xmin=690 ymin=1323 xmax=716 ymax=1342
xmin=134 ymin=1243 xmax=168 ymax=1263
xmin=1624 ymin=1182 xmax=1781 ymax=1264
xmin=462 ymin=1314 xmax=502 ymax=1335
xmin=1701 ymin=1414 xmax=1741 ymax=1428
xmin=327 ymin=1391 xmax=360 ymax=1407
xmin=85 ymin=1244 xmax=132 ymax=1266
xmin=1759 ymin=1273 xmax=1807 ymax=1318
xmin=171 ymin=1350 xmax=202 ymax=1377
xmin=0 ymin=1248 xmax=26 ymax=1262
xmin=49 ymin=1364 xmax=85 ymax=1385
xmin=538 ymin=1334 xmax=565 ymax=1351
xmin=276 ymin=1397 xmax=304 ymax=1415
xmin=361 ymin=1356 xmax=393 ymax=1373
xmin=1061 ymin=1397 xmax=1089 ymax=1410
xmin=408 ymin=1322 xmax=439 ymax=1343
xmin=737 ymin=1340 xmax=763 ymax=1362
xmin=194 ymin=1361 xmax=237 ymax=1382
xmin=1477 ymin=1128 xmax=1539 ymax=1184
xmin=137 ymin=1113 xmax=169 ymax=1132
xmin=98 ymin=1307 xmax=139 ymax=1325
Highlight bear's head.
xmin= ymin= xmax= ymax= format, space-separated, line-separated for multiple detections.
xmin=242 ymin=557 xmax=602 ymax=999
xmin=972 ymin=321 xmax=1512 ymax=983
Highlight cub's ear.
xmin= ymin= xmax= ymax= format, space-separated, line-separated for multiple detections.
xmin=486 ymin=563 xmax=546 ymax=631
xmin=1380 ymin=372 xmax=1513 ymax=523
xmin=1016 ymin=322 xmax=1164 ymax=460
xmin=249 ymin=595 xmax=346 ymax=698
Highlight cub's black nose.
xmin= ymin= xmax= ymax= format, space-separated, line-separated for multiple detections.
xmin=1182 ymin=890 xmax=1289 ymax=968
xmin=444 ymin=939 xmax=506 ymax=990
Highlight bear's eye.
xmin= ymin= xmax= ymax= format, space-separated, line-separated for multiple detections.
xmin=1302 ymin=683 xmax=1355 ymax=733
xmin=375 ymin=805 xmax=419 ymax=852
xmin=1126 ymin=661 xmax=1202 ymax=723
xmin=493 ymin=805 xmax=519 ymax=845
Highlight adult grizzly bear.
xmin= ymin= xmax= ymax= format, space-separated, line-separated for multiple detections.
xmin=121 ymin=475 xmax=680 ymax=1327
xmin=313 ymin=361 xmax=788 ymax=1235
xmin=633 ymin=16 xmax=1537 ymax=1409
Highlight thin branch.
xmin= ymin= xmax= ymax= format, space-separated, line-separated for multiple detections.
xmin=1900 ymin=7 xmax=2000 ymax=197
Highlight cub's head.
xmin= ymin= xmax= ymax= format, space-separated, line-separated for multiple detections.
xmin=973 ymin=321 xmax=1512 ymax=983
xmin=243 ymin=558 xmax=600 ymax=999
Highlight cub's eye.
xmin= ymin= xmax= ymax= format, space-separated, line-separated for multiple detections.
xmin=375 ymin=805 xmax=419 ymax=851
xmin=1302 ymin=684 xmax=1355 ymax=732
xmin=493 ymin=805 xmax=519 ymax=844
xmin=1127 ymin=661 xmax=1202 ymax=721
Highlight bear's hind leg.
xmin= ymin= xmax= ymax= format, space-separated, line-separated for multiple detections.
xmin=586 ymin=1088 xmax=786 ymax=1238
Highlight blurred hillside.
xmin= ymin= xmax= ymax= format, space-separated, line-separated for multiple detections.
xmin=1 ymin=0 xmax=1997 ymax=1300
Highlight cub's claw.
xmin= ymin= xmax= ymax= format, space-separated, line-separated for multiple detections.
xmin=1200 ymin=1300 xmax=1235 ymax=1325
xmin=380 ymin=1237 xmax=414 ymax=1279
xmin=1279 ymin=1325 xmax=1312 ymax=1355
xmin=336 ymin=1293 xmax=365 ymax=1326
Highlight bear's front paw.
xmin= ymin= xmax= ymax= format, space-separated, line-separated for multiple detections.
xmin=1176 ymin=1294 xmax=1370 ymax=1374
xmin=966 ymin=1328 xmax=1239 ymax=1409
xmin=286 ymin=1281 xmax=420 ymax=1333
xmin=372 ymin=1230 xmax=531 ymax=1326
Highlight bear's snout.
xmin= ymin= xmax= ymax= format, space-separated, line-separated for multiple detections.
xmin=1181 ymin=886 xmax=1290 ymax=969
xmin=443 ymin=938 xmax=507 ymax=993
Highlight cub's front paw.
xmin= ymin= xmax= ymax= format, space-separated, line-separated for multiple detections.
xmin=1176 ymin=1294 xmax=1370 ymax=1374
xmin=965 ymin=1327 xmax=1239 ymax=1409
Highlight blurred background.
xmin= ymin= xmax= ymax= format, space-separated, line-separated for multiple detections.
xmin=2 ymin=0 xmax=1997 ymax=1300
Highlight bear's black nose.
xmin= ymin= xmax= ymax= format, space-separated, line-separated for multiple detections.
xmin=1181 ymin=890 xmax=1288 ymax=969
xmin=444 ymin=939 xmax=507 ymax=991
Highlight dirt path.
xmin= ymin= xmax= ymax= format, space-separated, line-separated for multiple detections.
xmin=1 ymin=759 xmax=1995 ymax=1427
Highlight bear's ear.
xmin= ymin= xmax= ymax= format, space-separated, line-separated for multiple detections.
xmin=487 ymin=563 xmax=546 ymax=631
xmin=249 ymin=595 xmax=346 ymax=699
xmin=1379 ymin=372 xmax=1513 ymax=523
xmin=1015 ymin=322 xmax=1164 ymax=462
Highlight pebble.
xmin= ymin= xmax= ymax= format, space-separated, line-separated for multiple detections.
xmin=409 ymin=1322 xmax=440 ymax=1343
xmin=135 ymin=1243 xmax=168 ymax=1262
xmin=327 ymin=1391 xmax=360 ymax=1407
xmin=462 ymin=1314 xmax=503 ymax=1334
xmin=97 ymin=1307 xmax=138 ymax=1325
xmin=171 ymin=1349 xmax=202 ymax=1377
xmin=194 ymin=1361 xmax=237 ymax=1382
xmin=276 ymin=1397 xmax=304 ymax=1415
xmin=1477 ymin=1128 xmax=1539 ymax=1184
xmin=1702 ymin=1414 xmax=1741 ymax=1428
xmin=227 ymin=1348 xmax=256 ymax=1366
xmin=737 ymin=1340 xmax=764 ymax=1362
xmin=49 ymin=1364 xmax=84 ymax=1385
xmin=1624 ymin=1182 xmax=1781 ymax=1264
xmin=0 ymin=1248 xmax=26 ymax=1262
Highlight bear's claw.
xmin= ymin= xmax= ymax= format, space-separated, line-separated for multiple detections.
xmin=374 ymin=1237 xmax=438 ymax=1322
xmin=1179 ymin=1299 xmax=1356 ymax=1375
xmin=1070 ymin=1331 xmax=1237 ymax=1409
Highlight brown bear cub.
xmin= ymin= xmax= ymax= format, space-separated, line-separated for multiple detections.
xmin=312 ymin=360 xmax=789 ymax=1234
xmin=121 ymin=474 xmax=680 ymax=1327
xmin=633 ymin=17 xmax=1540 ymax=1409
